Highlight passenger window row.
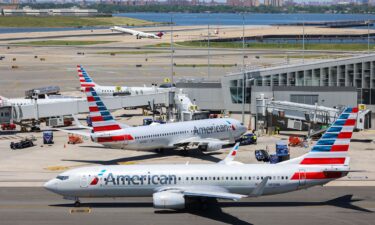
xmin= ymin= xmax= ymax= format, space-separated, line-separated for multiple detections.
xmin=135 ymin=130 xmax=191 ymax=140
xmin=103 ymin=175 xmax=289 ymax=182
xmin=183 ymin=176 xmax=288 ymax=181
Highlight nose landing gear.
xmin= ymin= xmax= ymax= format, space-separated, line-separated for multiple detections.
xmin=74 ymin=200 xmax=81 ymax=207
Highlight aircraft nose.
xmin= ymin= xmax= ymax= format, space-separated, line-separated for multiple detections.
xmin=44 ymin=179 xmax=58 ymax=192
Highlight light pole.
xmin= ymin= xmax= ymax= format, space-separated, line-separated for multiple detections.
xmin=170 ymin=13 xmax=174 ymax=84
xmin=302 ymin=18 xmax=305 ymax=63
xmin=368 ymin=20 xmax=370 ymax=54
xmin=207 ymin=12 xmax=212 ymax=80
xmin=207 ymin=23 xmax=210 ymax=79
xmin=241 ymin=13 xmax=246 ymax=124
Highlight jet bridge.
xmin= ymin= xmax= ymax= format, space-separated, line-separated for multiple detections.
xmin=256 ymin=99 xmax=371 ymax=135
xmin=1 ymin=91 xmax=174 ymax=130
xmin=266 ymin=101 xmax=340 ymax=125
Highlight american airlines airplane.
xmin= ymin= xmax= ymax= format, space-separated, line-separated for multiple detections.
xmin=66 ymin=81 xmax=247 ymax=151
xmin=77 ymin=65 xmax=168 ymax=96
xmin=45 ymin=107 xmax=358 ymax=209
xmin=110 ymin=26 xmax=164 ymax=39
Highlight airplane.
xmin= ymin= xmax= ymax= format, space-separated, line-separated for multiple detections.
xmin=63 ymin=81 xmax=247 ymax=151
xmin=77 ymin=65 xmax=170 ymax=96
xmin=110 ymin=26 xmax=164 ymax=39
xmin=45 ymin=107 xmax=358 ymax=209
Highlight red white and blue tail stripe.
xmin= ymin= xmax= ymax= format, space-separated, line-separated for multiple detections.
xmin=284 ymin=107 xmax=358 ymax=166
xmin=309 ymin=107 xmax=357 ymax=152
xmin=85 ymin=87 xmax=122 ymax=133
xmin=77 ymin=65 xmax=96 ymax=88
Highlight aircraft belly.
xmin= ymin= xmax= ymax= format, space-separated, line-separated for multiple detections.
xmin=70 ymin=187 xmax=155 ymax=198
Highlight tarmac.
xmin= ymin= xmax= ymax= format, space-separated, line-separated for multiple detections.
xmin=0 ymin=186 xmax=373 ymax=225
xmin=0 ymin=113 xmax=374 ymax=187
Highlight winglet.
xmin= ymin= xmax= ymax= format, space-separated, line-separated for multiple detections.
xmin=219 ymin=143 xmax=240 ymax=165
xmin=72 ymin=114 xmax=92 ymax=130
xmin=249 ymin=176 xmax=269 ymax=197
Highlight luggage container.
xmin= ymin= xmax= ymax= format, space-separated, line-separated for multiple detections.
xmin=276 ymin=140 xmax=289 ymax=156
xmin=269 ymin=154 xmax=279 ymax=164
xmin=255 ymin=150 xmax=270 ymax=162
xmin=86 ymin=116 xmax=92 ymax=127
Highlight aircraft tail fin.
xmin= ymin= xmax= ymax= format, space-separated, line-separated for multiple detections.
xmin=156 ymin=32 xmax=164 ymax=38
xmin=84 ymin=87 xmax=123 ymax=133
xmin=281 ymin=107 xmax=358 ymax=166
xmin=77 ymin=65 xmax=98 ymax=90
xmin=219 ymin=143 xmax=240 ymax=165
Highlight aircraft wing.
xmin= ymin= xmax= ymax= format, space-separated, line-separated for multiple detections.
xmin=54 ymin=128 xmax=91 ymax=138
xmin=183 ymin=190 xmax=245 ymax=201
xmin=158 ymin=186 xmax=246 ymax=201
xmin=172 ymin=137 xmax=231 ymax=148
xmin=157 ymin=176 xmax=270 ymax=200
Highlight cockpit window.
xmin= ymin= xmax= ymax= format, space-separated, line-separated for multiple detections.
xmin=56 ymin=176 xmax=69 ymax=180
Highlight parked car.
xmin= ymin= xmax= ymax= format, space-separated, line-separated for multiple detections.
xmin=10 ymin=138 xmax=34 ymax=150
xmin=237 ymin=133 xmax=257 ymax=146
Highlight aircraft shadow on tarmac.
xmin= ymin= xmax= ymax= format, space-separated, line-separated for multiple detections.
xmin=63 ymin=148 xmax=222 ymax=165
xmin=50 ymin=194 xmax=372 ymax=225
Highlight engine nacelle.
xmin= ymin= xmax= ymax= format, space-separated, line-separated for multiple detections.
xmin=199 ymin=142 xmax=223 ymax=152
xmin=153 ymin=192 xmax=185 ymax=209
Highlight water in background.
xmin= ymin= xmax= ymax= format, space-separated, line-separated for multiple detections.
xmin=2 ymin=13 xmax=375 ymax=34
xmin=117 ymin=12 xmax=375 ymax=27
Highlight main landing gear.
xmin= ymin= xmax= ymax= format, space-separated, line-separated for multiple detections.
xmin=155 ymin=148 xmax=164 ymax=154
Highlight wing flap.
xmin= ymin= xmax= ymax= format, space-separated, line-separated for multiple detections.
xmin=183 ymin=190 xmax=246 ymax=201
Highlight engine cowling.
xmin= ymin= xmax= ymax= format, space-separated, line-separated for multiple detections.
xmin=199 ymin=142 xmax=223 ymax=152
xmin=153 ymin=192 xmax=185 ymax=209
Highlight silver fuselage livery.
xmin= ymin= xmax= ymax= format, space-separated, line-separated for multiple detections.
xmin=44 ymin=163 xmax=347 ymax=198
xmin=91 ymin=118 xmax=246 ymax=150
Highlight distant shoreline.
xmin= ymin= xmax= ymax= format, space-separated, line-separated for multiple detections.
xmin=0 ymin=16 xmax=163 ymax=28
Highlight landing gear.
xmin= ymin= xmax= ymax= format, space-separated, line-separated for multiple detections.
xmin=155 ymin=148 xmax=164 ymax=154
xmin=74 ymin=200 xmax=81 ymax=207
xmin=180 ymin=146 xmax=189 ymax=156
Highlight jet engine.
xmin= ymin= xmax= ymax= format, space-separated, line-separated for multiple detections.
xmin=153 ymin=192 xmax=185 ymax=209
xmin=199 ymin=142 xmax=223 ymax=152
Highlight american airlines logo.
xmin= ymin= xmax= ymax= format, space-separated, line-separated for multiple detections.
xmin=193 ymin=124 xmax=231 ymax=135
xmin=90 ymin=169 xmax=106 ymax=186
xmin=105 ymin=173 xmax=177 ymax=186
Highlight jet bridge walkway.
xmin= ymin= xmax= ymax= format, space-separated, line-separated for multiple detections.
xmin=1 ymin=91 xmax=174 ymax=126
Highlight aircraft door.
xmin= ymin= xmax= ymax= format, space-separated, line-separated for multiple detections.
xmin=80 ymin=175 xmax=89 ymax=188
xmin=298 ymin=169 xmax=306 ymax=188
xmin=122 ymin=140 xmax=129 ymax=149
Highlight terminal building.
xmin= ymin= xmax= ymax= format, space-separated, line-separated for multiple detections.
xmin=177 ymin=54 xmax=375 ymax=113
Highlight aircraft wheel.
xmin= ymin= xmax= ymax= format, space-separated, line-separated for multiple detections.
xmin=74 ymin=200 xmax=81 ymax=207
xmin=155 ymin=149 xmax=164 ymax=154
